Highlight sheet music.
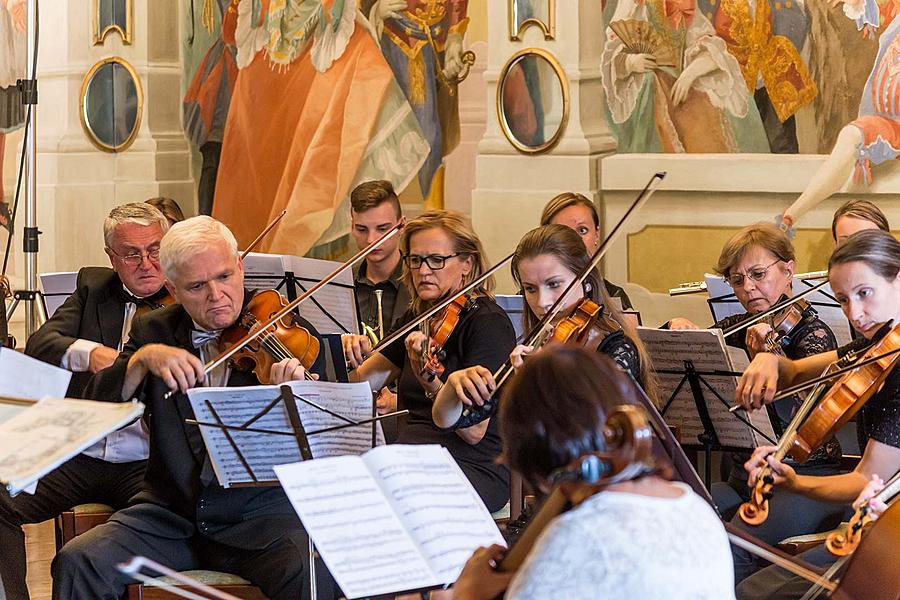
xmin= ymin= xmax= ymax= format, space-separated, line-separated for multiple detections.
xmin=0 ymin=348 xmax=71 ymax=400
xmin=704 ymin=273 xmax=743 ymax=322
xmin=272 ymin=444 xmax=506 ymax=599
xmin=363 ymin=445 xmax=506 ymax=582
xmin=274 ymin=456 xmax=438 ymax=599
xmin=0 ymin=399 xmax=144 ymax=495
xmin=242 ymin=252 xmax=359 ymax=335
xmin=38 ymin=271 xmax=78 ymax=318
xmin=638 ymin=327 xmax=776 ymax=449
xmin=792 ymin=278 xmax=853 ymax=346
xmin=188 ymin=381 xmax=384 ymax=487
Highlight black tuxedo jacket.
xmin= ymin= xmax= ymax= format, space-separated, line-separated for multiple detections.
xmin=26 ymin=267 xmax=131 ymax=397
xmin=84 ymin=300 xmax=326 ymax=549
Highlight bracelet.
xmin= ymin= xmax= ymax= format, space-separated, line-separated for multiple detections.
xmin=424 ymin=383 xmax=443 ymax=400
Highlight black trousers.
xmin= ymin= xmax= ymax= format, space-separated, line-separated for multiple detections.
xmin=714 ymin=464 xmax=849 ymax=584
xmin=51 ymin=501 xmax=336 ymax=600
xmin=0 ymin=454 xmax=145 ymax=600
xmin=736 ymin=545 xmax=835 ymax=600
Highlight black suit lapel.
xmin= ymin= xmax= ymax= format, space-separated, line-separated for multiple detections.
xmin=96 ymin=281 xmax=127 ymax=349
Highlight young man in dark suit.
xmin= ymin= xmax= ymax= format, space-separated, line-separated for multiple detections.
xmin=52 ymin=216 xmax=335 ymax=600
xmin=0 ymin=202 xmax=170 ymax=600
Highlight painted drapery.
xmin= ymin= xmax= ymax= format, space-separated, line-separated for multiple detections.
xmin=211 ymin=0 xmax=427 ymax=256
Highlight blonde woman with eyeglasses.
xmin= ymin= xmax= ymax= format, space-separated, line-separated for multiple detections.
xmin=345 ymin=211 xmax=516 ymax=513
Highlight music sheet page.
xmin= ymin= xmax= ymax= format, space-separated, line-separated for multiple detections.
xmin=188 ymin=381 xmax=384 ymax=487
xmin=0 ymin=348 xmax=71 ymax=400
xmin=638 ymin=327 xmax=776 ymax=449
xmin=362 ymin=445 xmax=507 ymax=582
xmin=274 ymin=456 xmax=438 ymax=599
xmin=242 ymin=252 xmax=359 ymax=336
xmin=0 ymin=398 xmax=143 ymax=495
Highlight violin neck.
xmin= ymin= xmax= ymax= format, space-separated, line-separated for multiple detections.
xmin=876 ymin=470 xmax=900 ymax=504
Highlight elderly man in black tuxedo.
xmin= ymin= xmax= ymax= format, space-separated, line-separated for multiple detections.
xmin=52 ymin=215 xmax=335 ymax=600
xmin=0 ymin=202 xmax=170 ymax=600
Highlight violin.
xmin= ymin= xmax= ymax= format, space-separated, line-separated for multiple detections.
xmin=827 ymin=470 xmax=900 ymax=556
xmin=739 ymin=322 xmax=900 ymax=525
xmin=762 ymin=298 xmax=812 ymax=356
xmin=421 ymin=293 xmax=477 ymax=380
xmin=549 ymin=298 xmax=622 ymax=348
xmin=135 ymin=292 xmax=176 ymax=318
xmin=220 ymin=290 xmax=320 ymax=384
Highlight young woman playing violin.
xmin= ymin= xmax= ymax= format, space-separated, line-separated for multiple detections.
xmin=344 ymin=211 xmax=516 ymax=513
xmin=451 ymin=346 xmax=734 ymax=600
xmin=732 ymin=229 xmax=900 ymax=596
xmin=431 ymin=224 xmax=655 ymax=431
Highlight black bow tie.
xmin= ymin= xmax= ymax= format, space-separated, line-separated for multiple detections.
xmin=122 ymin=288 xmax=167 ymax=308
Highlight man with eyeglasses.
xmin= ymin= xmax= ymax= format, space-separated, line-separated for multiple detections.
xmin=0 ymin=202 xmax=169 ymax=600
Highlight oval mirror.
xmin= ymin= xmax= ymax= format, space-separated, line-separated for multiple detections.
xmin=80 ymin=57 xmax=142 ymax=153
xmin=497 ymin=48 xmax=569 ymax=155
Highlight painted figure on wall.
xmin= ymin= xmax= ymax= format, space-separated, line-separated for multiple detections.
xmin=211 ymin=0 xmax=428 ymax=258
xmin=698 ymin=0 xmax=817 ymax=153
xmin=183 ymin=0 xmax=237 ymax=216
xmin=360 ymin=0 xmax=471 ymax=207
xmin=783 ymin=0 xmax=900 ymax=226
xmin=601 ymin=0 xmax=770 ymax=153
xmin=0 ymin=0 xmax=24 ymax=231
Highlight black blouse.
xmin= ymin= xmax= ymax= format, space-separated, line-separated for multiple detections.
xmin=717 ymin=304 xmax=840 ymax=461
xmin=379 ymin=297 xmax=516 ymax=512
xmin=838 ymin=337 xmax=900 ymax=449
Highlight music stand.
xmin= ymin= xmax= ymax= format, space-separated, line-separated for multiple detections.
xmin=186 ymin=383 xmax=408 ymax=599
xmin=658 ymin=361 xmax=775 ymax=487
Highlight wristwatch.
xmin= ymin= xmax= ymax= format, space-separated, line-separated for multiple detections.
xmin=424 ymin=384 xmax=443 ymax=400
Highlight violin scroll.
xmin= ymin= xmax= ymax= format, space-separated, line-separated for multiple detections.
xmin=738 ymin=471 xmax=775 ymax=525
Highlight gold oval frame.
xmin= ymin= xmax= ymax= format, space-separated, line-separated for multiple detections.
xmin=79 ymin=57 xmax=143 ymax=153
xmin=496 ymin=48 xmax=569 ymax=155
xmin=509 ymin=0 xmax=556 ymax=41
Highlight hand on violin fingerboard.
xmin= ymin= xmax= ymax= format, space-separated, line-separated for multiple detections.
xmin=744 ymin=446 xmax=797 ymax=490
xmin=342 ymin=334 xmax=372 ymax=369
xmin=745 ymin=323 xmax=775 ymax=359
xmin=405 ymin=331 xmax=442 ymax=391
xmin=270 ymin=358 xmax=315 ymax=384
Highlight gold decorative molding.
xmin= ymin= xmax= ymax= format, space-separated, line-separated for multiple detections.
xmin=509 ymin=0 xmax=556 ymax=41
xmin=79 ymin=57 xmax=143 ymax=153
xmin=92 ymin=0 xmax=133 ymax=45
xmin=497 ymin=47 xmax=569 ymax=155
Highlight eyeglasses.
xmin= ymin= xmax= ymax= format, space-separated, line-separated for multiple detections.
xmin=725 ymin=259 xmax=781 ymax=287
xmin=108 ymin=247 xmax=160 ymax=267
xmin=403 ymin=252 xmax=462 ymax=270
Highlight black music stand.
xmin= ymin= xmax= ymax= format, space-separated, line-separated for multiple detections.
xmin=187 ymin=384 xmax=408 ymax=600
xmin=659 ymin=360 xmax=776 ymax=487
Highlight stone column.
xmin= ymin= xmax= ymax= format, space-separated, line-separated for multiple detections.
xmin=470 ymin=0 xmax=616 ymax=291
xmin=29 ymin=0 xmax=193 ymax=276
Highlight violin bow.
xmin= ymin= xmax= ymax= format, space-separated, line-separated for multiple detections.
xmin=240 ymin=210 xmax=287 ymax=259
xmin=721 ymin=279 xmax=830 ymax=339
xmin=729 ymin=341 xmax=900 ymax=412
xmin=493 ymin=171 xmax=667 ymax=389
xmin=201 ymin=223 xmax=404 ymax=378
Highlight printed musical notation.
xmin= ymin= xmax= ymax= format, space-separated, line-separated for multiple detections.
xmin=273 ymin=445 xmax=506 ymax=599
xmin=187 ymin=380 xmax=385 ymax=487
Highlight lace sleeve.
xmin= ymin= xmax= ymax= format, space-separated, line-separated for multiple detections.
xmin=597 ymin=331 xmax=642 ymax=384
xmin=786 ymin=315 xmax=837 ymax=359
